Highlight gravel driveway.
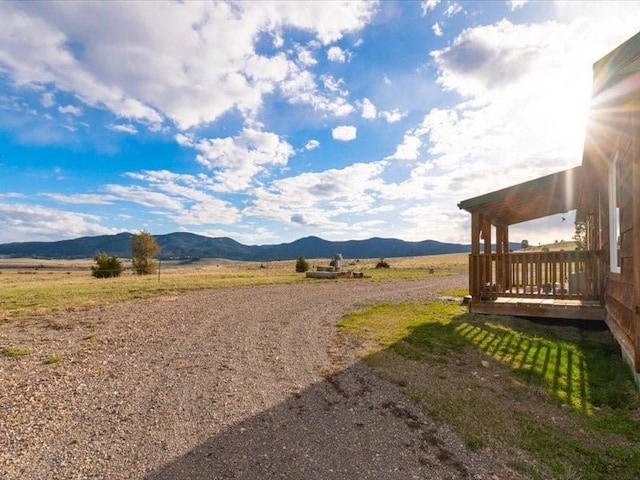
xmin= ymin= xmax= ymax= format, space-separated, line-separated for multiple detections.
xmin=1 ymin=275 xmax=519 ymax=479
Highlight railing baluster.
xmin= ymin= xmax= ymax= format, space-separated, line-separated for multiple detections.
xmin=468 ymin=250 xmax=604 ymax=303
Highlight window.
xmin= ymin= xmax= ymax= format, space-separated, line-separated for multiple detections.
xmin=608 ymin=152 xmax=621 ymax=273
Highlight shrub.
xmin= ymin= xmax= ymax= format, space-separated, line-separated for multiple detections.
xmin=375 ymin=257 xmax=390 ymax=269
xmin=91 ymin=252 xmax=123 ymax=278
xmin=295 ymin=255 xmax=310 ymax=273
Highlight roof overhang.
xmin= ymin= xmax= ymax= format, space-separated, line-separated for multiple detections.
xmin=458 ymin=166 xmax=582 ymax=226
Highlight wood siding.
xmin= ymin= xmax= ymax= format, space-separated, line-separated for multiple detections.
xmin=601 ymin=112 xmax=639 ymax=370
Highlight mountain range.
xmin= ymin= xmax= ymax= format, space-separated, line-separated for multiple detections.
xmin=0 ymin=232 xmax=499 ymax=261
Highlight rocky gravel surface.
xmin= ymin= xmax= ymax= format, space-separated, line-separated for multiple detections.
xmin=1 ymin=275 xmax=523 ymax=479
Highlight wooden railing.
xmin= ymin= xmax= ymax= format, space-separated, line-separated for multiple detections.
xmin=469 ymin=251 xmax=604 ymax=301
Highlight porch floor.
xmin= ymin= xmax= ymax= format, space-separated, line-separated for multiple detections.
xmin=469 ymin=296 xmax=605 ymax=321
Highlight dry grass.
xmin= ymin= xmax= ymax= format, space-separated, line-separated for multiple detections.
xmin=0 ymin=253 xmax=468 ymax=321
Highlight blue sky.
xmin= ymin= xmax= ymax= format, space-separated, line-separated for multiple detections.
xmin=1 ymin=1 xmax=639 ymax=246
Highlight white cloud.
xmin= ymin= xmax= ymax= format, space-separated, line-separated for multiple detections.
xmin=386 ymin=134 xmax=422 ymax=160
xmin=0 ymin=3 xmax=163 ymax=126
xmin=108 ymin=170 xmax=240 ymax=226
xmin=0 ymin=201 xmax=119 ymax=243
xmin=421 ymin=0 xmax=441 ymax=15
xmin=279 ymin=64 xmax=355 ymax=117
xmin=41 ymin=92 xmax=55 ymax=108
xmin=507 ymin=0 xmax=528 ymax=11
xmin=108 ymin=123 xmax=138 ymax=134
xmin=296 ymin=47 xmax=317 ymax=66
xmin=327 ymin=46 xmax=347 ymax=63
xmin=383 ymin=75 xmax=392 ymax=85
xmin=321 ymin=75 xmax=348 ymax=95
xmin=41 ymin=193 xmax=116 ymax=204
xmin=58 ymin=104 xmax=82 ymax=116
xmin=380 ymin=108 xmax=406 ymax=123
xmin=331 ymin=125 xmax=357 ymax=141
xmin=0 ymin=2 xmax=377 ymax=132
xmin=391 ymin=10 xmax=640 ymax=244
xmin=359 ymin=98 xmax=377 ymax=119
xmin=432 ymin=22 xmax=443 ymax=37
xmin=174 ymin=133 xmax=193 ymax=147
xmin=245 ymin=161 xmax=387 ymax=227
xmin=304 ymin=139 xmax=320 ymax=151
xmin=105 ymin=184 xmax=185 ymax=211
xmin=444 ymin=3 xmax=463 ymax=17
xmin=273 ymin=32 xmax=284 ymax=48
xmin=188 ymin=128 xmax=295 ymax=191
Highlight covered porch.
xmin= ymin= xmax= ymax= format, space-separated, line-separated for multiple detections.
xmin=458 ymin=166 xmax=606 ymax=321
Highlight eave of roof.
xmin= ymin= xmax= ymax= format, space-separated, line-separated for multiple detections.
xmin=457 ymin=166 xmax=582 ymax=226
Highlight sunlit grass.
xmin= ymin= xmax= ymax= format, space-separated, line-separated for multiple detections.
xmin=3 ymin=347 xmax=33 ymax=357
xmin=339 ymin=297 xmax=640 ymax=479
xmin=455 ymin=321 xmax=593 ymax=413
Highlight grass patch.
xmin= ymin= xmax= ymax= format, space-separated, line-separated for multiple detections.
xmin=44 ymin=354 xmax=62 ymax=364
xmin=438 ymin=288 xmax=468 ymax=297
xmin=3 ymin=347 xmax=33 ymax=357
xmin=339 ymin=296 xmax=640 ymax=479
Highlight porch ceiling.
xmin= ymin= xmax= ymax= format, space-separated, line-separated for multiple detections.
xmin=458 ymin=166 xmax=582 ymax=226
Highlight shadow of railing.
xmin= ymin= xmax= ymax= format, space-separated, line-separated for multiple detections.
xmin=389 ymin=312 xmax=598 ymax=414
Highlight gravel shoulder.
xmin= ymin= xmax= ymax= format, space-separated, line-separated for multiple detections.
xmin=1 ymin=275 xmax=519 ymax=479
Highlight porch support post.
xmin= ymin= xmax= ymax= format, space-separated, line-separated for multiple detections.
xmin=504 ymin=226 xmax=511 ymax=291
xmin=482 ymin=216 xmax=492 ymax=290
xmin=496 ymin=224 xmax=509 ymax=292
xmin=482 ymin=217 xmax=491 ymax=255
xmin=471 ymin=213 xmax=480 ymax=254
xmin=470 ymin=213 xmax=481 ymax=298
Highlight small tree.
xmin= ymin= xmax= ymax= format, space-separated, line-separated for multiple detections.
xmin=573 ymin=221 xmax=586 ymax=251
xmin=520 ymin=239 xmax=529 ymax=251
xmin=295 ymin=255 xmax=309 ymax=273
xmin=131 ymin=230 xmax=161 ymax=275
xmin=91 ymin=252 xmax=123 ymax=278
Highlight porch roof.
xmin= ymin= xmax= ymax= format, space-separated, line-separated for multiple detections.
xmin=457 ymin=166 xmax=582 ymax=226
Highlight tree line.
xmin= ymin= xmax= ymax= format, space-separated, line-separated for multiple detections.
xmin=91 ymin=231 xmax=160 ymax=278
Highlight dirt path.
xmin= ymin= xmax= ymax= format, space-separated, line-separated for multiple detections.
xmin=1 ymin=275 xmax=519 ymax=479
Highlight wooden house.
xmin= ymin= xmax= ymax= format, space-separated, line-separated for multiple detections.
xmin=458 ymin=31 xmax=640 ymax=380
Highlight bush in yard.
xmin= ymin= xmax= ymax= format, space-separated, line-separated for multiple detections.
xmin=91 ymin=252 xmax=123 ymax=278
xmin=375 ymin=257 xmax=390 ymax=269
xmin=295 ymin=255 xmax=309 ymax=273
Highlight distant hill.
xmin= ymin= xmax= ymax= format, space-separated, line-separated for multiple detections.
xmin=0 ymin=232 xmax=519 ymax=261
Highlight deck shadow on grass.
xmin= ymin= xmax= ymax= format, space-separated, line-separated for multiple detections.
xmin=393 ymin=311 xmax=632 ymax=415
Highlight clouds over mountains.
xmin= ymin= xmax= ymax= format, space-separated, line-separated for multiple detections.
xmin=1 ymin=1 xmax=640 ymax=245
